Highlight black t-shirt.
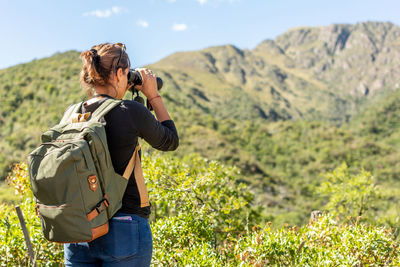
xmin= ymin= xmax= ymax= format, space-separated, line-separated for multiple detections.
xmin=80 ymin=97 xmax=179 ymax=218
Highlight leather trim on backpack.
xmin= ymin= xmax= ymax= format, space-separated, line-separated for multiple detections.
xmin=60 ymin=103 xmax=82 ymax=124
xmin=59 ymin=223 xmax=110 ymax=243
xmin=88 ymin=175 xmax=98 ymax=192
xmin=71 ymin=112 xmax=91 ymax=123
xmin=90 ymin=223 xmax=109 ymax=241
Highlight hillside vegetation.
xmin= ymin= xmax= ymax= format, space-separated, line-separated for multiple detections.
xmin=1 ymin=21 xmax=400 ymax=226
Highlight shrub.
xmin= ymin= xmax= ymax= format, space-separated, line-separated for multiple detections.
xmin=1 ymin=160 xmax=399 ymax=266
xmin=231 ymin=215 xmax=400 ymax=266
xmin=317 ymin=163 xmax=380 ymax=221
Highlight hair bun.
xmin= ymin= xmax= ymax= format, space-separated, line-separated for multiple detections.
xmin=90 ymin=48 xmax=98 ymax=55
xmin=90 ymin=49 xmax=100 ymax=66
xmin=80 ymin=43 xmax=130 ymax=97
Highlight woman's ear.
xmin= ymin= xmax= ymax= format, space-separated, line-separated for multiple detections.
xmin=116 ymin=68 xmax=122 ymax=81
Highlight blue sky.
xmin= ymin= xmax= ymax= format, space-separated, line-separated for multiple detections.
xmin=0 ymin=0 xmax=399 ymax=70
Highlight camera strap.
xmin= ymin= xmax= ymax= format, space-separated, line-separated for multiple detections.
xmin=93 ymin=94 xmax=115 ymax=99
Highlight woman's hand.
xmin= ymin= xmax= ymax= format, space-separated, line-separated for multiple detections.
xmin=134 ymin=68 xmax=159 ymax=99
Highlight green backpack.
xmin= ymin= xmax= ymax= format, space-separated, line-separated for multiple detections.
xmin=28 ymin=99 xmax=147 ymax=243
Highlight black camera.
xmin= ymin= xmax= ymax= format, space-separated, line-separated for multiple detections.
xmin=127 ymin=69 xmax=163 ymax=108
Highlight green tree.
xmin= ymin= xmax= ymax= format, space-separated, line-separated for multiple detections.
xmin=318 ymin=163 xmax=380 ymax=220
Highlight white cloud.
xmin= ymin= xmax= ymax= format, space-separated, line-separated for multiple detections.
xmin=111 ymin=6 xmax=123 ymax=14
xmin=83 ymin=6 xmax=127 ymax=18
xmin=172 ymin=23 xmax=188 ymax=32
xmin=137 ymin=19 xmax=149 ymax=28
xmin=196 ymin=0 xmax=240 ymax=5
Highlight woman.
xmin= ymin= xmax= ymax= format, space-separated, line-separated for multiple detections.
xmin=64 ymin=43 xmax=179 ymax=266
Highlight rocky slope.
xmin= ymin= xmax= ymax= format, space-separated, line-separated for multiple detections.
xmin=153 ymin=21 xmax=400 ymax=123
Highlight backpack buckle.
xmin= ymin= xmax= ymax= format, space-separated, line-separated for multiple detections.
xmin=87 ymin=197 xmax=109 ymax=221
xmin=95 ymin=200 xmax=106 ymax=214
xmin=95 ymin=198 xmax=108 ymax=214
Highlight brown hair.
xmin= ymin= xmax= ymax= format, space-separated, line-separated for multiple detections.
xmin=80 ymin=43 xmax=130 ymax=97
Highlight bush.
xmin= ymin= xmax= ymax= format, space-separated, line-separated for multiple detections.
xmin=144 ymin=153 xmax=260 ymax=231
xmin=1 ymin=160 xmax=399 ymax=266
xmin=232 ymin=215 xmax=400 ymax=266
xmin=317 ymin=163 xmax=380 ymax=220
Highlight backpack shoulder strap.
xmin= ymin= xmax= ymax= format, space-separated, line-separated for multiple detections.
xmin=60 ymin=103 xmax=82 ymax=124
xmin=90 ymin=99 xmax=122 ymax=121
xmin=122 ymin=143 xmax=150 ymax=208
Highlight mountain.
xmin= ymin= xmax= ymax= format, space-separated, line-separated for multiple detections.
xmin=153 ymin=21 xmax=400 ymax=123
xmin=273 ymin=22 xmax=400 ymax=96
xmin=1 ymin=21 xmax=400 ymax=225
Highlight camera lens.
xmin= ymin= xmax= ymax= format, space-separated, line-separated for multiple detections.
xmin=128 ymin=69 xmax=163 ymax=91
xmin=128 ymin=69 xmax=143 ymax=86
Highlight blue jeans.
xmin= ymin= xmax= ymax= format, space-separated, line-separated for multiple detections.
xmin=64 ymin=213 xmax=153 ymax=266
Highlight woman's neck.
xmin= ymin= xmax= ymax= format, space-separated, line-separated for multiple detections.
xmin=94 ymin=86 xmax=119 ymax=99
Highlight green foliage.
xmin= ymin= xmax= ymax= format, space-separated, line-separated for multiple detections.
xmin=144 ymin=153 xmax=260 ymax=231
xmin=1 ymin=160 xmax=400 ymax=266
xmin=232 ymin=215 xmax=400 ymax=266
xmin=151 ymin=214 xmax=221 ymax=266
xmin=144 ymin=153 xmax=261 ymax=265
xmin=318 ymin=163 xmax=380 ymax=220
xmin=0 ymin=181 xmax=21 ymax=204
xmin=6 ymin=163 xmax=32 ymax=199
